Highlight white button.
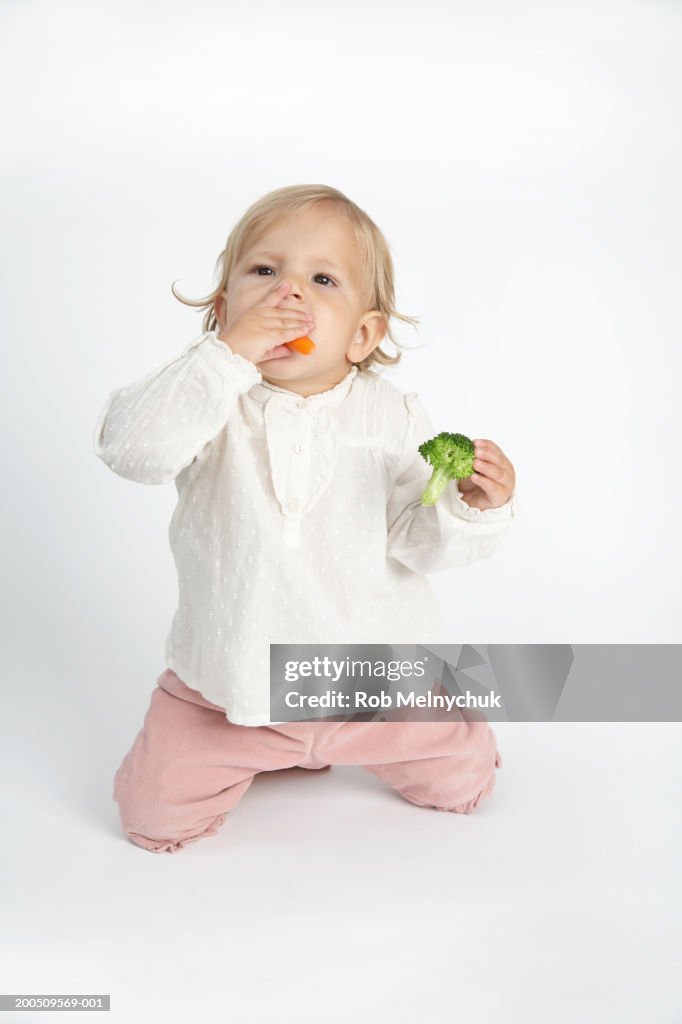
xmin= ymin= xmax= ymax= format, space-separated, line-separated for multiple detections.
xmin=297 ymin=399 xmax=307 ymax=410
xmin=288 ymin=499 xmax=301 ymax=513
xmin=293 ymin=443 xmax=305 ymax=454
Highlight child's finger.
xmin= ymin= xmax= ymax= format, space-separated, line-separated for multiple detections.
xmin=263 ymin=281 xmax=291 ymax=307
xmin=472 ymin=457 xmax=504 ymax=483
xmin=475 ymin=439 xmax=504 ymax=461
xmin=475 ymin=441 xmax=514 ymax=475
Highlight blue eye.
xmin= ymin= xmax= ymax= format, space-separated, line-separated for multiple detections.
xmin=251 ymin=265 xmax=336 ymax=286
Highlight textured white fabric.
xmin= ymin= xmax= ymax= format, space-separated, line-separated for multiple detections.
xmin=94 ymin=329 xmax=517 ymax=725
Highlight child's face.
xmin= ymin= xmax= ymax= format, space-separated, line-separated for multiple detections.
xmin=217 ymin=206 xmax=386 ymax=396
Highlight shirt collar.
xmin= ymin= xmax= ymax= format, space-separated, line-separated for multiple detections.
xmin=250 ymin=363 xmax=359 ymax=409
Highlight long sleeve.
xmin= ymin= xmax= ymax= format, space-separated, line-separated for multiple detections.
xmin=386 ymin=392 xmax=517 ymax=574
xmin=93 ymin=331 xmax=262 ymax=485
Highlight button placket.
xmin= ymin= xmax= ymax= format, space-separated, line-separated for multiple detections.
xmin=284 ymin=406 xmax=312 ymax=524
xmin=263 ymin=393 xmax=339 ymax=542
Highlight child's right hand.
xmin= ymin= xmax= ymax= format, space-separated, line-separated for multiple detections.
xmin=217 ymin=281 xmax=315 ymax=364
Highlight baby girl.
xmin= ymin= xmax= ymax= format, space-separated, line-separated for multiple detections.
xmin=94 ymin=184 xmax=518 ymax=854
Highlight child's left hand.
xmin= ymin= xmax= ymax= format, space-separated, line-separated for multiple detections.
xmin=456 ymin=439 xmax=516 ymax=511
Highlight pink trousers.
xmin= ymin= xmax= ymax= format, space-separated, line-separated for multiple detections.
xmin=113 ymin=668 xmax=503 ymax=854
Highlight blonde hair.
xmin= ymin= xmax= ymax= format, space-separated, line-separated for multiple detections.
xmin=171 ymin=184 xmax=421 ymax=374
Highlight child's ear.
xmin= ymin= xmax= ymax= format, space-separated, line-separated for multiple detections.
xmin=351 ymin=311 xmax=386 ymax=361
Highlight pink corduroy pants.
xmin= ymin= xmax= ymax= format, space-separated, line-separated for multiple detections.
xmin=113 ymin=668 xmax=503 ymax=854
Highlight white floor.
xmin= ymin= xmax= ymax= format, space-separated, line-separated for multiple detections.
xmin=3 ymin=721 xmax=681 ymax=1023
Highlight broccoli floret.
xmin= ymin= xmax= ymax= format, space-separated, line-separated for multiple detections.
xmin=418 ymin=432 xmax=475 ymax=506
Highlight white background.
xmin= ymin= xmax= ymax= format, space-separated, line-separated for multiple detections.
xmin=2 ymin=1 xmax=681 ymax=1022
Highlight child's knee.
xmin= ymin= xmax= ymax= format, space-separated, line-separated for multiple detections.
xmin=380 ymin=745 xmax=502 ymax=814
xmin=112 ymin=763 xmax=181 ymax=849
xmin=120 ymin=813 xmax=226 ymax=854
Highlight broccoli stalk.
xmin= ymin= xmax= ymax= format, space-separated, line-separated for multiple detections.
xmin=418 ymin=432 xmax=475 ymax=506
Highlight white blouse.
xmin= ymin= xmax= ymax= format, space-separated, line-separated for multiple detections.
xmin=93 ymin=330 xmax=518 ymax=726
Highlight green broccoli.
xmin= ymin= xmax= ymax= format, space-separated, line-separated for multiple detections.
xmin=418 ymin=432 xmax=475 ymax=506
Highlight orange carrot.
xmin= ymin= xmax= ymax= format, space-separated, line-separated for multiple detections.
xmin=286 ymin=335 xmax=316 ymax=355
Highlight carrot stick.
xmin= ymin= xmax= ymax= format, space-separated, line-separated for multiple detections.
xmin=286 ymin=335 xmax=316 ymax=355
